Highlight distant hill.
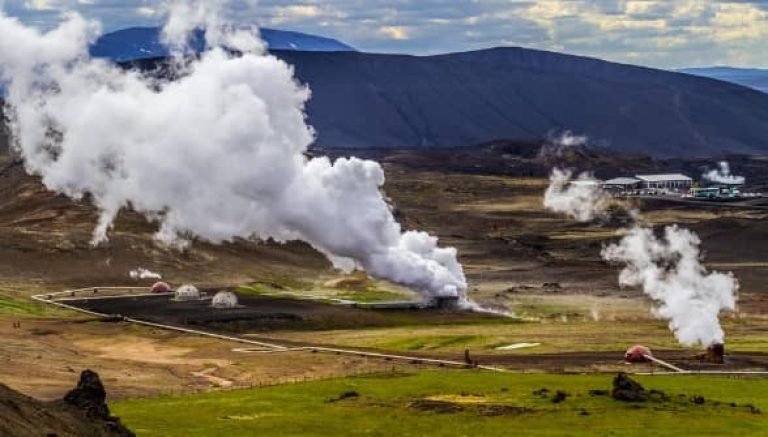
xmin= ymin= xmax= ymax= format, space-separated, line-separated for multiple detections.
xmin=90 ymin=26 xmax=355 ymax=62
xmin=273 ymin=48 xmax=768 ymax=157
xmin=678 ymin=67 xmax=768 ymax=94
xmin=5 ymin=42 xmax=768 ymax=158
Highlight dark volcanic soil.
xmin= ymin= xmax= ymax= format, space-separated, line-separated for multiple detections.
xmin=63 ymin=292 xmax=499 ymax=333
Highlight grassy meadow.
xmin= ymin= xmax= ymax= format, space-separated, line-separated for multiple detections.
xmin=114 ymin=370 xmax=768 ymax=436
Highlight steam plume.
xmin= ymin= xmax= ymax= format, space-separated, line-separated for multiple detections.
xmin=539 ymin=131 xmax=589 ymax=158
xmin=703 ymin=161 xmax=745 ymax=185
xmin=550 ymin=130 xmax=588 ymax=148
xmin=602 ymin=226 xmax=737 ymax=347
xmin=544 ymin=168 xmax=738 ymax=346
xmin=0 ymin=6 xmax=467 ymax=303
xmin=543 ymin=169 xmax=607 ymax=222
xmin=129 ymin=268 xmax=162 ymax=280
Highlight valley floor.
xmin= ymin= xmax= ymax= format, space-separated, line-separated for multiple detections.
xmin=112 ymin=371 xmax=768 ymax=436
xmin=2 ymin=156 xmax=768 ymax=434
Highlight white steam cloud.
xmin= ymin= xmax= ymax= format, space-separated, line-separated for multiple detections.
xmin=543 ymin=169 xmax=607 ymax=222
xmin=539 ymin=131 xmax=589 ymax=159
xmin=703 ymin=161 xmax=745 ymax=185
xmin=551 ymin=131 xmax=588 ymax=148
xmin=0 ymin=4 xmax=467 ymax=304
xmin=544 ymin=168 xmax=738 ymax=347
xmin=129 ymin=267 xmax=163 ymax=280
xmin=602 ymin=226 xmax=738 ymax=347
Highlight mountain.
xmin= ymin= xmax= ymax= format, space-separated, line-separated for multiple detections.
xmin=678 ymin=67 xmax=768 ymax=94
xmin=6 ymin=44 xmax=768 ymax=158
xmin=273 ymin=48 xmax=768 ymax=157
xmin=90 ymin=26 xmax=355 ymax=62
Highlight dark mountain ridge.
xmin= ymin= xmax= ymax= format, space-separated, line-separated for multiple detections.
xmin=678 ymin=67 xmax=768 ymax=94
xmin=4 ymin=44 xmax=768 ymax=158
xmin=274 ymin=48 xmax=768 ymax=157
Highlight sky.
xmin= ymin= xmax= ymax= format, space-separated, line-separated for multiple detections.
xmin=1 ymin=0 xmax=767 ymax=69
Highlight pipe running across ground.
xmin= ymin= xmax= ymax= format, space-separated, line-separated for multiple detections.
xmin=31 ymin=287 xmax=509 ymax=373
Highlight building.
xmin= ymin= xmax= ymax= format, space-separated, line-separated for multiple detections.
xmin=635 ymin=174 xmax=693 ymax=191
xmin=602 ymin=177 xmax=641 ymax=192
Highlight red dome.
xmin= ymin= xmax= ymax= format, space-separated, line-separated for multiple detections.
xmin=150 ymin=282 xmax=172 ymax=294
xmin=625 ymin=345 xmax=652 ymax=363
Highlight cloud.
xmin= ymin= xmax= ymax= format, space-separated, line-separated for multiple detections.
xmin=1 ymin=0 xmax=766 ymax=68
xmin=378 ymin=25 xmax=408 ymax=40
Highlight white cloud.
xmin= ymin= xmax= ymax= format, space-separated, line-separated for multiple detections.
xmin=2 ymin=0 xmax=767 ymax=67
xmin=378 ymin=25 xmax=408 ymax=40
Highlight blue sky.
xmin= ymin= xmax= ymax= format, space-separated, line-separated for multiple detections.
xmin=2 ymin=0 xmax=767 ymax=69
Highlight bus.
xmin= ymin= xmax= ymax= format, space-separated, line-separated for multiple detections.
xmin=689 ymin=186 xmax=741 ymax=200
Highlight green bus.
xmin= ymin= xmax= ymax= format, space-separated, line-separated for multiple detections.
xmin=690 ymin=186 xmax=741 ymax=200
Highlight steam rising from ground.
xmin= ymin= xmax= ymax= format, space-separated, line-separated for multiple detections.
xmin=602 ymin=226 xmax=737 ymax=346
xmin=0 ymin=5 xmax=467 ymax=304
xmin=703 ymin=161 xmax=745 ymax=185
xmin=539 ymin=131 xmax=589 ymax=158
xmin=544 ymin=168 xmax=738 ymax=347
xmin=129 ymin=268 xmax=162 ymax=280
xmin=543 ymin=169 xmax=608 ymax=222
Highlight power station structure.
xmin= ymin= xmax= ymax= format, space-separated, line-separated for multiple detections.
xmin=600 ymin=171 xmax=755 ymax=201
xmin=600 ymin=174 xmax=693 ymax=193
xmin=635 ymin=174 xmax=693 ymax=191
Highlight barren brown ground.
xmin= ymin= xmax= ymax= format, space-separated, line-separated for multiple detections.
xmin=2 ymin=158 xmax=768 ymax=400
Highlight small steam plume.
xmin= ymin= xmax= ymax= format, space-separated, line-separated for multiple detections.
xmin=543 ymin=168 xmax=738 ymax=347
xmin=543 ymin=169 xmax=607 ymax=222
xmin=703 ymin=161 xmax=745 ymax=185
xmin=551 ymin=131 xmax=588 ymax=148
xmin=602 ymin=226 xmax=737 ymax=347
xmin=0 ymin=2 xmax=467 ymax=304
xmin=129 ymin=268 xmax=163 ymax=280
xmin=539 ymin=130 xmax=589 ymax=159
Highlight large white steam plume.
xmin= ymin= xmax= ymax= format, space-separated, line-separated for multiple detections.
xmin=703 ymin=161 xmax=745 ymax=185
xmin=543 ymin=169 xmax=607 ymax=222
xmin=602 ymin=226 xmax=738 ymax=347
xmin=0 ymin=5 xmax=467 ymax=303
xmin=543 ymin=168 xmax=738 ymax=346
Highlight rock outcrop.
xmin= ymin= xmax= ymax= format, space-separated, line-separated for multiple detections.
xmin=0 ymin=370 xmax=134 ymax=437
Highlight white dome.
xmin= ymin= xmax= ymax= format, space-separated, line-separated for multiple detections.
xmin=212 ymin=291 xmax=239 ymax=309
xmin=175 ymin=284 xmax=200 ymax=301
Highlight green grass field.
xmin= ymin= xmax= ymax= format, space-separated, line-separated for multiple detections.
xmin=114 ymin=371 xmax=768 ymax=436
xmin=0 ymin=292 xmax=70 ymax=318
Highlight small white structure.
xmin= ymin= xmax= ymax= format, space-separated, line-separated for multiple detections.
xmin=635 ymin=174 xmax=693 ymax=190
xmin=175 ymin=284 xmax=201 ymax=301
xmin=211 ymin=291 xmax=239 ymax=309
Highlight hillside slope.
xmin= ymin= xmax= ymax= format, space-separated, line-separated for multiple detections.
xmin=0 ymin=370 xmax=133 ymax=437
xmin=679 ymin=67 xmax=768 ymax=94
xmin=4 ymin=47 xmax=768 ymax=158
xmin=277 ymin=48 xmax=768 ymax=157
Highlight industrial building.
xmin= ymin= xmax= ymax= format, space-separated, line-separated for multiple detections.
xmin=602 ymin=177 xmax=641 ymax=191
xmin=635 ymin=174 xmax=693 ymax=190
xmin=599 ymin=173 xmax=693 ymax=193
